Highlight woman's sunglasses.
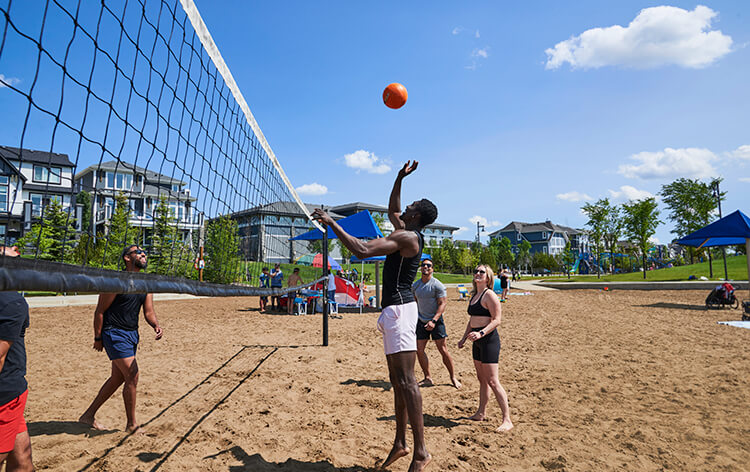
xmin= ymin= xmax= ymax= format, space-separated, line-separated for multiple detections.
xmin=474 ymin=269 xmax=486 ymax=274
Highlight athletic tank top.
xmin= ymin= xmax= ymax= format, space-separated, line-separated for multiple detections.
xmin=467 ymin=289 xmax=492 ymax=317
xmin=381 ymin=231 xmax=424 ymax=308
xmin=103 ymin=293 xmax=147 ymax=331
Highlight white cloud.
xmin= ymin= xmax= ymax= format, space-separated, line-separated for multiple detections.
xmin=475 ymin=30 xmax=480 ymax=38
xmin=545 ymin=5 xmax=732 ymax=70
xmin=556 ymin=191 xmax=592 ymax=202
xmin=472 ymin=47 xmax=489 ymax=59
xmin=728 ymin=144 xmax=750 ymax=161
xmin=608 ymin=185 xmax=657 ymax=202
xmin=453 ymin=226 xmax=469 ymax=234
xmin=295 ymin=182 xmax=328 ymax=196
xmin=464 ymin=63 xmax=477 ymax=71
xmin=617 ymin=147 xmax=718 ymax=180
xmin=649 ymin=236 xmax=661 ymax=245
xmin=739 ymin=177 xmax=750 ymax=183
xmin=452 ymin=26 xmax=463 ymax=35
xmin=342 ymin=150 xmax=391 ymax=174
xmin=469 ymin=215 xmax=501 ymax=229
xmin=0 ymin=74 xmax=21 ymax=88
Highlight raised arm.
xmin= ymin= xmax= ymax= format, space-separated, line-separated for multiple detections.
xmin=311 ymin=209 xmax=419 ymax=260
xmin=388 ymin=161 xmax=418 ymax=230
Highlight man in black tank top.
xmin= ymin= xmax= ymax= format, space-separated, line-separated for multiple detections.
xmin=79 ymin=245 xmax=163 ymax=433
xmin=313 ymin=161 xmax=437 ymax=472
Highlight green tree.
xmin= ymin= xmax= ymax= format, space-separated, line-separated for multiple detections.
xmin=432 ymin=237 xmax=455 ymax=273
xmin=518 ymin=240 xmax=531 ymax=273
xmin=603 ymin=203 xmax=623 ymax=272
xmin=150 ymin=195 xmax=178 ymax=275
xmin=498 ymin=237 xmax=514 ymax=269
xmin=204 ymin=214 xmax=241 ymax=284
xmin=76 ymin=190 xmax=92 ymax=233
xmin=103 ymin=192 xmax=136 ymax=269
xmin=17 ymin=199 xmax=77 ymax=262
xmin=660 ymin=177 xmax=723 ymax=264
xmin=622 ymin=198 xmax=661 ymax=280
xmin=336 ymin=239 xmax=352 ymax=268
xmin=582 ymin=198 xmax=609 ymax=278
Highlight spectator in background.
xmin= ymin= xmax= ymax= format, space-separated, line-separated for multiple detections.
xmin=270 ymin=263 xmax=283 ymax=311
xmin=287 ymin=268 xmax=304 ymax=315
xmin=259 ymin=267 xmax=270 ymax=313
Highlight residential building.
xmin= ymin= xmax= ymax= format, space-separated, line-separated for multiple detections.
xmin=489 ymin=220 xmax=590 ymax=256
xmin=74 ymin=160 xmax=202 ymax=246
xmin=0 ymin=146 xmax=76 ymax=242
xmin=228 ymin=200 xmax=460 ymax=263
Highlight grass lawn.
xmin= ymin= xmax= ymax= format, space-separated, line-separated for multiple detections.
xmin=541 ymin=254 xmax=748 ymax=282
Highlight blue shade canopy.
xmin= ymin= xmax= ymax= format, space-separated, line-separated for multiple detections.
xmin=676 ymin=210 xmax=750 ymax=248
xmin=351 ymin=253 xmax=432 ymax=263
xmin=290 ymin=210 xmax=384 ymax=241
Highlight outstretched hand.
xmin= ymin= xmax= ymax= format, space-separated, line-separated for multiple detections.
xmin=398 ymin=160 xmax=418 ymax=179
xmin=311 ymin=208 xmax=335 ymax=226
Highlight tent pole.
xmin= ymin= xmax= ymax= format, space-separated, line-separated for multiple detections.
xmin=323 ymin=226 xmax=329 ymax=347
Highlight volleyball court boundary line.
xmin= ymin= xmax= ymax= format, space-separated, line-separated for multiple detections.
xmin=77 ymin=342 xmax=319 ymax=472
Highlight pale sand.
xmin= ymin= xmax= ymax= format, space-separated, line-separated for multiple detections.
xmin=24 ymin=289 xmax=750 ymax=471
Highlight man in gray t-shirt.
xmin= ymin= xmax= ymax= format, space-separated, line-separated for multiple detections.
xmin=412 ymin=258 xmax=461 ymax=389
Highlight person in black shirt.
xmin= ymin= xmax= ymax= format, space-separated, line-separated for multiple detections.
xmin=79 ymin=245 xmax=163 ymax=433
xmin=0 ymin=246 xmax=34 ymax=471
xmin=312 ymin=161 xmax=437 ymax=472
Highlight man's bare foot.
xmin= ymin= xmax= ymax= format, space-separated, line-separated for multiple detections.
xmin=78 ymin=414 xmax=107 ymax=431
xmin=409 ymin=453 xmax=432 ymax=472
xmin=496 ymin=420 xmax=514 ymax=432
xmin=468 ymin=412 xmax=486 ymax=421
xmin=378 ymin=445 xmax=410 ymax=469
xmin=126 ymin=424 xmax=142 ymax=434
xmin=418 ymin=378 xmax=434 ymax=387
xmin=451 ymin=377 xmax=462 ymax=389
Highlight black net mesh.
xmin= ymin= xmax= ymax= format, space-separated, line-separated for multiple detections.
xmin=0 ymin=0 xmax=320 ymax=294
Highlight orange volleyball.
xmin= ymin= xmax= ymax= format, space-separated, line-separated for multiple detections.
xmin=383 ymin=83 xmax=408 ymax=109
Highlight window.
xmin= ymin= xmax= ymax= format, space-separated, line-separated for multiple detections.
xmin=106 ymin=172 xmax=133 ymax=190
xmin=33 ymin=166 xmax=61 ymax=184
xmin=0 ymin=176 xmax=7 ymax=212
xmin=172 ymin=184 xmax=179 ymax=192
xmin=30 ymin=193 xmax=43 ymax=217
xmin=0 ymin=224 xmax=5 ymax=236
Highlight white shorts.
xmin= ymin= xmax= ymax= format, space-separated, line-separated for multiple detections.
xmin=377 ymin=302 xmax=418 ymax=355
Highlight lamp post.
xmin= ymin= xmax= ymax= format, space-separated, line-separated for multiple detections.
xmin=712 ymin=181 xmax=728 ymax=281
xmin=476 ymin=221 xmax=485 ymax=244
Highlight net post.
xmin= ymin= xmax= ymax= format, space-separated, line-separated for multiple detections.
xmin=322 ymin=225 xmax=329 ymax=346
xmin=199 ymin=213 xmax=205 ymax=283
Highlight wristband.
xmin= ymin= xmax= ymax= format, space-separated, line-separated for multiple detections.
xmin=94 ymin=336 xmax=102 ymax=341
xmin=479 ymin=330 xmax=485 ymax=337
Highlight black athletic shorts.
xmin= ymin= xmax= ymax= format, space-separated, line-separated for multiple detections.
xmin=472 ymin=327 xmax=501 ymax=363
xmin=416 ymin=316 xmax=448 ymax=340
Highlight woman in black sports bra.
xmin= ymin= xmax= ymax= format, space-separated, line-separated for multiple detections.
xmin=458 ymin=264 xmax=513 ymax=432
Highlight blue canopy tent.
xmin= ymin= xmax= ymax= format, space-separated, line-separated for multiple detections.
xmin=290 ymin=210 xmax=384 ymax=241
xmin=677 ymin=209 xmax=750 ymax=298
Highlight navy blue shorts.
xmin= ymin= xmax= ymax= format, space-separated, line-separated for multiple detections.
xmin=416 ymin=316 xmax=448 ymax=340
xmin=102 ymin=328 xmax=139 ymax=360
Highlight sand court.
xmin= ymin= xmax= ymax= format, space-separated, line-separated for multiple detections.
xmin=23 ymin=288 xmax=750 ymax=471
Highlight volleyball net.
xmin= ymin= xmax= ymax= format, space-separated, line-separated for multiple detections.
xmin=0 ymin=0 xmax=324 ymax=295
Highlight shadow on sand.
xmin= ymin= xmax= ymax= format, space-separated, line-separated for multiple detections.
xmin=340 ymin=379 xmax=391 ymax=391
xmin=376 ymin=413 xmax=460 ymax=428
xmin=636 ymin=302 xmax=707 ymax=312
xmin=27 ymin=420 xmax=116 ymax=437
xmin=203 ymin=446 xmax=380 ymax=471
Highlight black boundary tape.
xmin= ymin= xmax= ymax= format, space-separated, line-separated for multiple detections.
xmin=0 ymin=256 xmax=326 ymax=296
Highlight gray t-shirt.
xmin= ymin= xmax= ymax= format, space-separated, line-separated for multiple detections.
xmin=412 ymin=277 xmax=448 ymax=322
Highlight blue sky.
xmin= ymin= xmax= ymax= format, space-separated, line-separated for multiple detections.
xmin=190 ymin=0 xmax=750 ymax=244
xmin=2 ymin=1 xmax=749 ymax=245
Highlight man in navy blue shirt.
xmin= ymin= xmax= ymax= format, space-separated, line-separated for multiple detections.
xmin=0 ymin=245 xmax=34 ymax=471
